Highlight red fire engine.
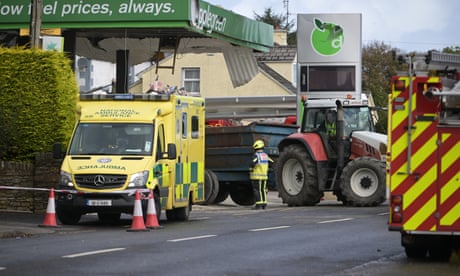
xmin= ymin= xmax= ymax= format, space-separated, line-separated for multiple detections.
xmin=388 ymin=51 xmax=460 ymax=259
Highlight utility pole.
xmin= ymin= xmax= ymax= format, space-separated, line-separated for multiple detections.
xmin=30 ymin=0 xmax=42 ymax=48
xmin=283 ymin=0 xmax=289 ymax=28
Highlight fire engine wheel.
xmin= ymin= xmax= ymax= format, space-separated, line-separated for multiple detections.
xmin=229 ymin=182 xmax=255 ymax=206
xmin=275 ymin=144 xmax=321 ymax=206
xmin=203 ymin=169 xmax=219 ymax=204
xmin=405 ymin=246 xmax=427 ymax=259
xmin=339 ymin=157 xmax=386 ymax=207
xmin=56 ymin=208 xmax=81 ymax=225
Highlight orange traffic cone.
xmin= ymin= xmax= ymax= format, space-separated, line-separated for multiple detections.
xmin=145 ymin=190 xmax=161 ymax=229
xmin=39 ymin=188 xmax=58 ymax=228
xmin=127 ymin=190 xmax=149 ymax=232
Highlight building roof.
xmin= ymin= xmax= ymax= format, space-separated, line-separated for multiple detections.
xmin=254 ymin=45 xmax=297 ymax=94
xmin=255 ymin=45 xmax=297 ymax=62
xmin=257 ymin=62 xmax=296 ymax=94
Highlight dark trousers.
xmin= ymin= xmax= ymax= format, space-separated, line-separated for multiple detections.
xmin=252 ymin=179 xmax=267 ymax=208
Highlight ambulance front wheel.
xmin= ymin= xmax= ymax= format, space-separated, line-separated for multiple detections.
xmin=166 ymin=198 xmax=191 ymax=221
xmin=56 ymin=208 xmax=81 ymax=225
xmin=97 ymin=212 xmax=121 ymax=223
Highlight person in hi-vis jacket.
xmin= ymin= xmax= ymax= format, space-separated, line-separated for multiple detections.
xmin=249 ymin=140 xmax=273 ymax=209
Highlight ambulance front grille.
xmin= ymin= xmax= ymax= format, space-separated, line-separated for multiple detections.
xmin=75 ymin=174 xmax=127 ymax=189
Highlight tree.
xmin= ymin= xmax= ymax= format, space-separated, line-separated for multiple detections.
xmin=254 ymin=7 xmax=296 ymax=45
xmin=442 ymin=46 xmax=460 ymax=54
xmin=362 ymin=41 xmax=402 ymax=133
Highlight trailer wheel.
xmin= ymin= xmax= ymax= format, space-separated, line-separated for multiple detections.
xmin=339 ymin=157 xmax=386 ymax=207
xmin=276 ymin=144 xmax=321 ymax=206
xmin=213 ymin=182 xmax=230 ymax=204
xmin=230 ymin=182 xmax=255 ymax=206
xmin=203 ymin=169 xmax=219 ymax=204
xmin=56 ymin=208 xmax=81 ymax=225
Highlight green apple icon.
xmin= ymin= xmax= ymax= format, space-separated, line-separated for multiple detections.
xmin=311 ymin=17 xmax=344 ymax=56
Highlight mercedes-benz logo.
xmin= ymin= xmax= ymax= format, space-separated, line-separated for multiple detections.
xmin=94 ymin=175 xmax=106 ymax=187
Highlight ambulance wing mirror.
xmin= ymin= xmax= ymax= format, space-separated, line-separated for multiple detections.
xmin=53 ymin=142 xmax=64 ymax=159
xmin=166 ymin=143 xmax=177 ymax=160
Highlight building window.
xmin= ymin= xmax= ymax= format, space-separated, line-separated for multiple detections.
xmin=182 ymin=68 xmax=200 ymax=95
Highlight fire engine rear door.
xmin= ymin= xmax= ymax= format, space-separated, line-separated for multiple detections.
xmin=437 ymin=126 xmax=460 ymax=231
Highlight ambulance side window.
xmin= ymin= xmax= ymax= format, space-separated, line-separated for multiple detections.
xmin=191 ymin=115 xmax=199 ymax=139
xmin=182 ymin=112 xmax=187 ymax=138
xmin=156 ymin=124 xmax=165 ymax=161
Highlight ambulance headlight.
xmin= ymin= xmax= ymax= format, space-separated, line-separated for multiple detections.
xmin=59 ymin=171 xmax=74 ymax=187
xmin=128 ymin=171 xmax=149 ymax=187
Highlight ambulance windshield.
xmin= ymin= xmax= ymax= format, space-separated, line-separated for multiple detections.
xmin=69 ymin=123 xmax=154 ymax=155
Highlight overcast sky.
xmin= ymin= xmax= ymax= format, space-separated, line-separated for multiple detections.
xmin=210 ymin=0 xmax=460 ymax=52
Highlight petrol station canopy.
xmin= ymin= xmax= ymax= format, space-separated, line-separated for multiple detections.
xmin=0 ymin=0 xmax=274 ymax=87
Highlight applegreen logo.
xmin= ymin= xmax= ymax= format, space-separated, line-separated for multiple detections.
xmin=311 ymin=17 xmax=344 ymax=56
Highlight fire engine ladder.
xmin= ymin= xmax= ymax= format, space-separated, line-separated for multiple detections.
xmin=205 ymin=95 xmax=297 ymax=119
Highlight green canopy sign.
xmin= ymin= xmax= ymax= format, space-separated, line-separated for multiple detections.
xmin=0 ymin=0 xmax=273 ymax=52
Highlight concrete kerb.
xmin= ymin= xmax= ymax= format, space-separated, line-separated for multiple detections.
xmin=0 ymin=186 xmax=150 ymax=239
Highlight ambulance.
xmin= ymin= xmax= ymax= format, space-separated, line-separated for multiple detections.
xmin=56 ymin=93 xmax=205 ymax=224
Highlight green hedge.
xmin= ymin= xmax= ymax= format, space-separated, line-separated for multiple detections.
xmin=0 ymin=47 xmax=77 ymax=160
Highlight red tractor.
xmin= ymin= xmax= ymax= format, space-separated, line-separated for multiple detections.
xmin=276 ymin=95 xmax=387 ymax=207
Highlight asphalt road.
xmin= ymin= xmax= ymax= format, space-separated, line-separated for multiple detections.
xmin=1 ymin=192 xmax=460 ymax=275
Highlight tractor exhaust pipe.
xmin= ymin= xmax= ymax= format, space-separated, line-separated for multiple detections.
xmin=335 ymin=100 xmax=344 ymax=173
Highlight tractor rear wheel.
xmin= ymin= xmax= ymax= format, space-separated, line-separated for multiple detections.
xmin=276 ymin=144 xmax=321 ymax=206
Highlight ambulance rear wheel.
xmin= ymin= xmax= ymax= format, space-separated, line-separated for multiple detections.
xmin=229 ymin=182 xmax=255 ymax=206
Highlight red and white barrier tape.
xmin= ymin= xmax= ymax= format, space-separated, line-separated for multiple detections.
xmin=0 ymin=186 xmax=150 ymax=195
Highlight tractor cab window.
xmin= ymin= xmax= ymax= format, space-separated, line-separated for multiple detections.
xmin=302 ymin=108 xmax=334 ymax=132
xmin=302 ymin=106 xmax=374 ymax=136
xmin=343 ymin=107 xmax=374 ymax=135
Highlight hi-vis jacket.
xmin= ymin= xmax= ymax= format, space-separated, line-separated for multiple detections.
xmin=325 ymin=121 xmax=336 ymax=136
xmin=250 ymin=151 xmax=273 ymax=180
